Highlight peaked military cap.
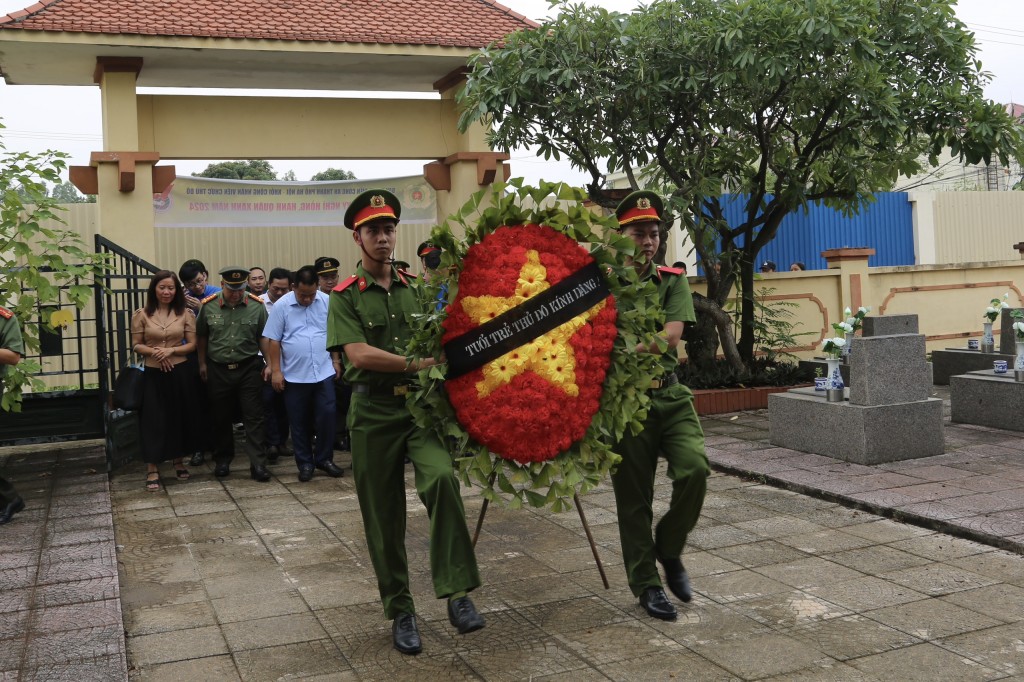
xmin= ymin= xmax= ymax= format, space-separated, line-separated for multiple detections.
xmin=219 ymin=266 xmax=249 ymax=290
xmin=417 ymin=241 xmax=441 ymax=258
xmin=314 ymin=256 xmax=340 ymax=275
xmin=615 ymin=190 xmax=665 ymax=229
xmin=344 ymin=189 xmax=401 ymax=230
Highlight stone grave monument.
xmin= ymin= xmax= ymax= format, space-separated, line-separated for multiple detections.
xmin=770 ymin=328 xmax=944 ymax=464
xmin=798 ymin=313 xmax=921 ymax=387
xmin=931 ymin=308 xmax=1020 ymax=385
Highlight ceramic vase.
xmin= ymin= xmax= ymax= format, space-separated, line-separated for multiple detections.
xmin=982 ymin=321 xmax=995 ymax=352
xmin=842 ymin=332 xmax=854 ymax=363
xmin=826 ymin=358 xmax=844 ymax=390
xmin=1016 ymin=342 xmax=1024 ymax=371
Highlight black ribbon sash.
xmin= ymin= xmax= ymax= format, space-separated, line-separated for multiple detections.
xmin=444 ymin=260 xmax=610 ymax=380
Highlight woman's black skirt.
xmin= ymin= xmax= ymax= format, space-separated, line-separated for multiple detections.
xmin=140 ymin=363 xmax=201 ymax=463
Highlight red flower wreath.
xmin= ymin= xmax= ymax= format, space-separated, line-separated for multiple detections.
xmin=442 ymin=224 xmax=618 ymax=464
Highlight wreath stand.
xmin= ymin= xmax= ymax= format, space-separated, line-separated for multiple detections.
xmin=471 ymin=471 xmax=610 ymax=589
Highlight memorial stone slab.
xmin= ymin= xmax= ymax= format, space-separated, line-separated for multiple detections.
xmin=931 ymin=348 xmax=1014 ymax=385
xmin=999 ymin=308 xmax=1024 ymax=354
xmin=862 ymin=314 xmax=918 ymax=337
xmin=848 ymin=334 xmax=930 ymax=406
xmin=950 ymin=370 xmax=1024 ymax=432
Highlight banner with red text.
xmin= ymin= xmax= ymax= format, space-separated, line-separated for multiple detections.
xmin=153 ymin=175 xmax=436 ymax=228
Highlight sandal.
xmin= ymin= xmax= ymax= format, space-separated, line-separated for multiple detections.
xmin=145 ymin=472 xmax=161 ymax=492
xmin=173 ymin=460 xmax=191 ymax=481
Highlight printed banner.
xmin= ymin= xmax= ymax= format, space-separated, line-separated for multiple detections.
xmin=153 ymin=175 xmax=436 ymax=228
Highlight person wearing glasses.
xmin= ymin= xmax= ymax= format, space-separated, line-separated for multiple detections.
xmin=177 ymin=259 xmax=221 ymax=466
xmin=179 ymin=259 xmax=221 ymax=316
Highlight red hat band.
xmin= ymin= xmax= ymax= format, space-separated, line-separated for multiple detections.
xmin=618 ymin=205 xmax=661 ymax=227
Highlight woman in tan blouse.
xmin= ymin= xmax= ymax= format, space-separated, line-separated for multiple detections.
xmin=131 ymin=270 xmax=198 ymax=491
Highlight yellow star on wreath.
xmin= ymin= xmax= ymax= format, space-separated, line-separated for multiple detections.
xmin=460 ymin=249 xmax=605 ymax=398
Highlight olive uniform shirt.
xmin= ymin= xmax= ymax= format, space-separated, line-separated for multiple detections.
xmin=649 ymin=266 xmax=696 ymax=373
xmin=195 ymin=292 xmax=268 ymax=362
xmin=326 ymin=264 xmax=419 ymax=386
xmin=0 ymin=306 xmax=25 ymax=389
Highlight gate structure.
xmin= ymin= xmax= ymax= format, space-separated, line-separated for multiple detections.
xmin=0 ymin=235 xmax=157 ymax=474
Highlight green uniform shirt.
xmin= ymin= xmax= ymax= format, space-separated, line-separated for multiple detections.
xmin=644 ymin=266 xmax=695 ymax=376
xmin=327 ymin=264 xmax=420 ymax=388
xmin=195 ymin=292 xmax=268 ymax=363
xmin=0 ymin=308 xmax=25 ymax=384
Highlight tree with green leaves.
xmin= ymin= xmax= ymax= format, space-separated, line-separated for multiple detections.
xmin=1 ymin=122 xmax=109 ymax=411
xmin=310 ymin=167 xmax=356 ymax=182
xmin=193 ymin=160 xmax=277 ymax=181
xmin=50 ymin=179 xmax=95 ymax=204
xmin=459 ymin=0 xmax=1024 ymax=371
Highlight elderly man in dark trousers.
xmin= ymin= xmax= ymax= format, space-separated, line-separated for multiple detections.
xmin=264 ymin=265 xmax=343 ymax=482
xmin=196 ymin=266 xmax=272 ymax=481
xmin=612 ymin=190 xmax=710 ymax=621
xmin=327 ymin=189 xmax=483 ymax=655
xmin=0 ymin=302 xmax=26 ymax=524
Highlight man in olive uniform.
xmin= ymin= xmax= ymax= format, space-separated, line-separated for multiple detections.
xmin=196 ymin=267 xmax=272 ymax=481
xmin=327 ymin=189 xmax=483 ymax=655
xmin=612 ymin=190 xmax=710 ymax=621
xmin=0 ymin=302 xmax=26 ymax=524
xmin=316 ymin=256 xmax=351 ymax=451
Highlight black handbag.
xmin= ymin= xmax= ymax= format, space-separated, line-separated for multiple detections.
xmin=112 ymin=360 xmax=145 ymax=411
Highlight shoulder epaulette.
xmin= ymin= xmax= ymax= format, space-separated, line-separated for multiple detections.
xmin=201 ymin=293 xmax=219 ymax=304
xmin=333 ymin=275 xmax=359 ymax=294
xmin=657 ymin=266 xmax=685 ymax=277
xmin=396 ymin=268 xmax=418 ymax=286
xmin=0 ymin=306 xmax=12 ymax=319
xmin=247 ymin=293 xmax=262 ymax=302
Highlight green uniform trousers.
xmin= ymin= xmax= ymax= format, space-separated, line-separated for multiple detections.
xmin=348 ymin=391 xmax=480 ymax=619
xmin=206 ymin=359 xmax=266 ymax=467
xmin=611 ymin=382 xmax=709 ymax=597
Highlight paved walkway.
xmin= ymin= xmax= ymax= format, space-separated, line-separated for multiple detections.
xmin=1 ymin=389 xmax=1023 ymax=680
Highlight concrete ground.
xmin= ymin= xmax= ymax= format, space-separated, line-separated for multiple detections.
xmin=2 ymin=388 xmax=1023 ymax=681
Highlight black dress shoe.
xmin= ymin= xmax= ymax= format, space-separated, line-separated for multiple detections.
xmin=392 ymin=612 xmax=422 ymax=655
xmin=317 ymin=461 xmax=344 ymax=478
xmin=0 ymin=496 xmax=25 ymax=525
xmin=189 ymin=452 xmax=205 ymax=466
xmin=250 ymin=465 xmax=271 ymax=482
xmin=639 ymin=587 xmax=677 ymax=621
xmin=659 ymin=557 xmax=693 ymax=603
xmin=297 ymin=465 xmax=314 ymax=482
xmin=447 ymin=596 xmax=485 ymax=634
xmin=213 ymin=463 xmax=230 ymax=477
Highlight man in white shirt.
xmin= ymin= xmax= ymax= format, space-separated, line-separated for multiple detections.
xmin=264 ymin=265 xmax=343 ymax=481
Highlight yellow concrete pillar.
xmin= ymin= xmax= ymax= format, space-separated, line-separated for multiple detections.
xmin=822 ymin=247 xmax=875 ymax=312
xmin=94 ymin=58 xmax=158 ymax=263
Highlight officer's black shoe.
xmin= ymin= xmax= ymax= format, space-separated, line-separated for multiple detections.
xmin=0 ymin=496 xmax=25 ymax=525
xmin=317 ymin=461 xmax=344 ymax=478
xmin=392 ymin=613 xmax=422 ymax=655
xmin=265 ymin=445 xmax=280 ymax=465
xmin=297 ymin=465 xmax=314 ymax=482
xmin=447 ymin=596 xmax=485 ymax=634
xmin=658 ymin=557 xmax=693 ymax=603
xmin=189 ymin=452 xmax=205 ymax=466
xmin=213 ymin=463 xmax=230 ymax=477
xmin=249 ymin=465 xmax=271 ymax=482
xmin=639 ymin=587 xmax=677 ymax=621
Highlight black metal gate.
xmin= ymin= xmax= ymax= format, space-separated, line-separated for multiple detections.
xmin=0 ymin=235 xmax=157 ymax=474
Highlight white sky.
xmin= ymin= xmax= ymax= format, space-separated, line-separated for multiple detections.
xmin=0 ymin=0 xmax=1021 ymax=186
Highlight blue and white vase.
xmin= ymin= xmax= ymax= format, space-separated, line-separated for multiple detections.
xmin=842 ymin=332 xmax=854 ymax=363
xmin=982 ymin=321 xmax=995 ymax=351
xmin=1016 ymin=342 xmax=1024 ymax=371
xmin=826 ymin=358 xmax=844 ymax=390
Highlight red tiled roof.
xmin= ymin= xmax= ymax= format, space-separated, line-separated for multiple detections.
xmin=1006 ymin=103 xmax=1024 ymax=121
xmin=0 ymin=0 xmax=537 ymax=48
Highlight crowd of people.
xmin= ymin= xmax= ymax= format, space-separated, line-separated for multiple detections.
xmin=1 ymin=188 xmax=709 ymax=655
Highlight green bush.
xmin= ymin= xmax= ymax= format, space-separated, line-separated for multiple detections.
xmin=675 ymin=356 xmax=812 ymax=390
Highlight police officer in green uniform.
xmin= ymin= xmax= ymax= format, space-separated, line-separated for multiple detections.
xmin=196 ymin=267 xmax=272 ymax=481
xmin=0 ymin=302 xmax=26 ymax=524
xmin=612 ymin=190 xmax=710 ymax=621
xmin=327 ymin=189 xmax=483 ymax=655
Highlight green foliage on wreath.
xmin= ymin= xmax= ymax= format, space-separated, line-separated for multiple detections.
xmin=406 ymin=179 xmax=664 ymax=512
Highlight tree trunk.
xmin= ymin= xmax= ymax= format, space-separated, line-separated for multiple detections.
xmin=737 ymin=258 xmax=757 ymax=363
xmin=690 ymin=293 xmax=745 ymax=373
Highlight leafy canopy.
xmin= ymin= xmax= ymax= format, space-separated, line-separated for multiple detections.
xmin=0 ymin=122 xmax=109 ymax=411
xmin=459 ymin=0 xmax=1024 ymax=368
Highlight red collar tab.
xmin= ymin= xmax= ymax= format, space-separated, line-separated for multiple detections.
xmin=657 ymin=266 xmax=684 ymax=277
xmin=0 ymin=306 xmax=12 ymax=319
xmin=332 ymin=275 xmax=359 ymax=294
xmin=357 ymin=277 xmax=368 ymax=292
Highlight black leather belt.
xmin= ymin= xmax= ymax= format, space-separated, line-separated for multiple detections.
xmin=351 ymin=383 xmax=416 ymax=397
xmin=210 ymin=357 xmax=258 ymax=371
xmin=649 ymin=373 xmax=679 ymax=391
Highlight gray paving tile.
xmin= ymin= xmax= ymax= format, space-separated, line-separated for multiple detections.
xmin=847 ymin=641 xmax=1005 ymax=681
xmin=689 ymin=630 xmax=832 ymax=679
xmin=863 ymin=597 xmax=1003 ymax=640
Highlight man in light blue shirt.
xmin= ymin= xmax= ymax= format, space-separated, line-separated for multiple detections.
xmin=264 ymin=265 xmax=343 ymax=481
